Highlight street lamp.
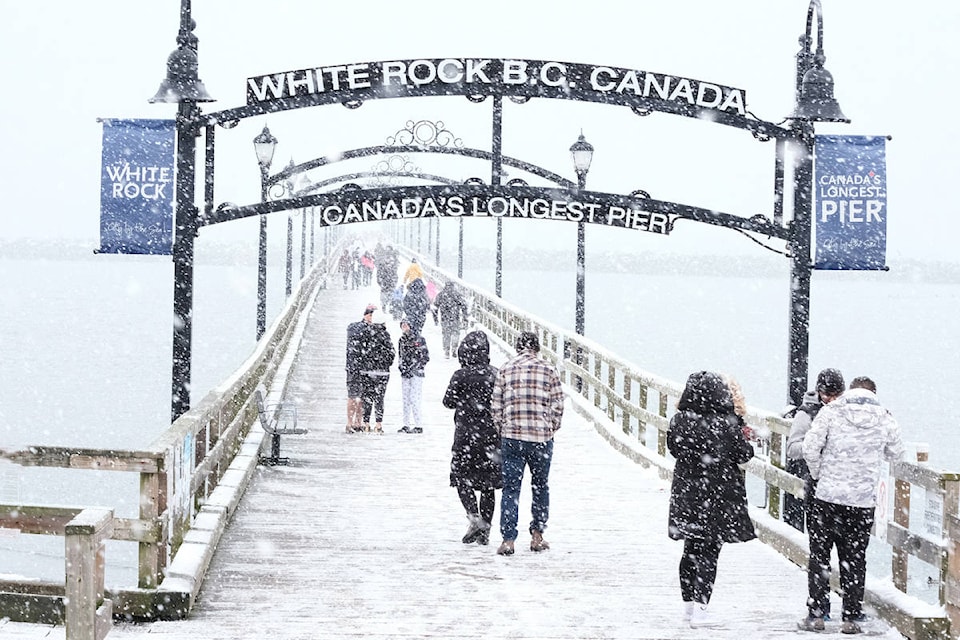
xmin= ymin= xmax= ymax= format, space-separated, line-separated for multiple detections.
xmin=284 ymin=158 xmax=296 ymax=298
xmin=150 ymin=0 xmax=215 ymax=422
xmin=300 ymin=175 xmax=312 ymax=277
xmin=570 ymin=131 xmax=594 ymax=337
xmin=784 ymin=0 xmax=849 ymax=406
xmin=253 ymin=124 xmax=277 ymax=340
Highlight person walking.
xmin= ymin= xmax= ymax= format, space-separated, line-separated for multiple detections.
xmin=375 ymin=243 xmax=399 ymax=312
xmin=403 ymin=257 xmax=424 ymax=286
xmin=443 ymin=330 xmax=501 ymax=546
xmin=667 ymin=370 xmax=756 ymax=629
xmin=344 ymin=304 xmax=375 ymax=433
xmin=784 ymin=368 xmax=844 ymax=534
xmin=337 ymin=250 xmax=352 ymax=290
xmin=397 ymin=317 xmax=429 ymax=434
xmin=402 ymin=277 xmax=431 ymax=335
xmin=491 ymin=331 xmax=564 ymax=556
xmin=356 ymin=309 xmax=394 ymax=433
xmin=799 ymin=376 xmax=904 ymax=635
xmin=788 ymin=368 xmax=845 ymax=621
xmin=433 ymin=281 xmax=469 ymax=359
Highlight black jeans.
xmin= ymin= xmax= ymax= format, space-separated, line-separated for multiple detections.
xmin=807 ymin=498 xmax=874 ymax=621
xmin=456 ymin=483 xmax=496 ymax=525
xmin=679 ymin=537 xmax=723 ymax=605
xmin=360 ymin=375 xmax=389 ymax=423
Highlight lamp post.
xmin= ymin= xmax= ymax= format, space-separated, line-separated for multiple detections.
xmin=785 ymin=0 xmax=848 ymax=407
xmin=150 ymin=0 xmax=214 ymax=422
xmin=253 ymin=124 xmax=277 ymax=341
xmin=570 ymin=132 xmax=594 ymax=337
xmin=300 ymin=175 xmax=312 ymax=279
xmin=284 ymin=158 xmax=296 ymax=298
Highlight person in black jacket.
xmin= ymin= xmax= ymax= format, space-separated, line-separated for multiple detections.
xmin=442 ymin=330 xmax=501 ymax=545
xmin=433 ymin=282 xmax=469 ymax=358
xmin=402 ymin=277 xmax=431 ymax=335
xmin=667 ymin=370 xmax=756 ymax=629
xmin=397 ymin=318 xmax=429 ymax=434
xmin=344 ymin=304 xmax=375 ymax=433
xmin=356 ymin=310 xmax=394 ymax=433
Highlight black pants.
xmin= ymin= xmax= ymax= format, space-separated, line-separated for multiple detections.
xmin=456 ymin=483 xmax=495 ymax=525
xmin=679 ymin=537 xmax=723 ymax=605
xmin=360 ymin=375 xmax=389 ymax=423
xmin=807 ymin=498 xmax=873 ymax=621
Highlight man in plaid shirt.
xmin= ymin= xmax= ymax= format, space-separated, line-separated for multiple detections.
xmin=492 ymin=331 xmax=564 ymax=555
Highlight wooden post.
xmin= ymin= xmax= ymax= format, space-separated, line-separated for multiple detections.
xmin=606 ymin=363 xmax=616 ymax=422
xmin=138 ymin=468 xmax=166 ymax=588
xmin=940 ymin=476 xmax=958 ymax=613
xmin=768 ymin=431 xmax=784 ymax=520
xmin=637 ymin=384 xmax=648 ymax=447
xmin=892 ymin=473 xmax=911 ymax=592
xmin=65 ymin=509 xmax=113 ymax=640
xmin=622 ymin=373 xmax=632 ymax=434
xmin=657 ymin=392 xmax=668 ymax=458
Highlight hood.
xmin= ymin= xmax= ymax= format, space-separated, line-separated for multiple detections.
xmin=832 ymin=388 xmax=885 ymax=429
xmin=676 ymin=371 xmax=733 ymax=415
xmin=457 ymin=330 xmax=490 ymax=367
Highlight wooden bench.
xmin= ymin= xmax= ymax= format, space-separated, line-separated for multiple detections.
xmin=254 ymin=389 xmax=307 ymax=465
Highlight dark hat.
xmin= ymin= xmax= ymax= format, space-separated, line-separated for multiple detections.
xmin=816 ymin=368 xmax=845 ymax=395
xmin=400 ymin=317 xmax=410 ymax=326
xmin=515 ymin=331 xmax=540 ymax=353
xmin=363 ymin=304 xmax=376 ymax=317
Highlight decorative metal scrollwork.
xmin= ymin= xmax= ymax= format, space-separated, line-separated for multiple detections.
xmin=631 ymin=106 xmax=653 ymax=117
xmin=463 ymin=177 xmax=486 ymax=185
xmin=630 ymin=189 xmax=651 ymax=199
xmin=218 ymin=119 xmax=240 ymax=129
xmin=509 ymin=96 xmax=531 ymax=105
xmin=369 ymin=154 xmax=421 ymax=188
xmin=341 ymin=99 xmax=363 ymax=110
xmin=387 ymin=120 xmax=463 ymax=148
xmin=506 ymin=178 xmax=529 ymax=187
xmin=340 ymin=183 xmax=362 ymax=191
xmin=466 ymin=94 xmax=488 ymax=104
xmin=267 ymin=182 xmax=289 ymax=200
xmin=751 ymin=129 xmax=772 ymax=142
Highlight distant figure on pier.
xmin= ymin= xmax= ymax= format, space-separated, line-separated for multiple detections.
xmin=667 ymin=370 xmax=756 ymax=629
xmin=492 ymin=331 xmax=564 ymax=556
xmin=375 ymin=243 xmax=399 ymax=312
xmin=443 ymin=330 xmax=501 ymax=546
xmin=344 ymin=304 xmax=376 ymax=433
xmin=799 ymin=375 xmax=904 ymax=635
xmin=433 ymin=282 xmax=469 ymax=359
xmin=402 ymin=257 xmax=424 ymax=286
xmin=338 ymin=250 xmax=353 ymax=290
xmin=397 ymin=317 xmax=429 ymax=434
xmin=356 ymin=309 xmax=394 ymax=433
xmin=402 ymin=277 xmax=430 ymax=335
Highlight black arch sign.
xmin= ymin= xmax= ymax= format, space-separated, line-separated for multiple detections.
xmin=207 ymin=184 xmax=789 ymax=241
xmin=205 ymin=57 xmax=789 ymax=139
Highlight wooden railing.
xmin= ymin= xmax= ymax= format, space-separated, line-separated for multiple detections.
xmin=413 ymin=254 xmax=959 ymax=640
xmin=0 ymin=249 xmax=339 ymax=627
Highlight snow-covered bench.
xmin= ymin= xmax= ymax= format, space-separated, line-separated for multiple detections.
xmin=254 ymin=389 xmax=306 ymax=465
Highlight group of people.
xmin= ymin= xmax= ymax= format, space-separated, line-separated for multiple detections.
xmin=666 ymin=367 xmax=902 ymax=634
xmin=341 ymin=250 xmax=905 ymax=635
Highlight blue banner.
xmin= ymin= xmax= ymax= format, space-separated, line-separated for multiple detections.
xmin=813 ymin=135 xmax=888 ymax=270
xmin=98 ymin=119 xmax=175 ymax=255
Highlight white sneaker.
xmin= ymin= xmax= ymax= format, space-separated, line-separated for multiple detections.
xmin=682 ymin=601 xmax=694 ymax=623
xmin=689 ymin=604 xmax=723 ymax=628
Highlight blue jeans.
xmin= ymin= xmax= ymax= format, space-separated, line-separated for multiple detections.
xmin=499 ymin=437 xmax=554 ymax=541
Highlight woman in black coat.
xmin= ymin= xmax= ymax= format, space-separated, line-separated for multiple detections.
xmin=402 ymin=278 xmax=430 ymax=335
xmin=667 ymin=370 xmax=756 ymax=627
xmin=356 ymin=313 xmax=394 ymax=433
xmin=442 ymin=330 xmax=501 ymax=545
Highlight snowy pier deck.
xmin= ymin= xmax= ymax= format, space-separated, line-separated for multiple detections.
xmin=3 ymin=284 xmax=902 ymax=640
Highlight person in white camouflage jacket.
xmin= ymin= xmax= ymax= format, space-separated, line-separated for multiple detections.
xmin=799 ymin=377 xmax=904 ymax=635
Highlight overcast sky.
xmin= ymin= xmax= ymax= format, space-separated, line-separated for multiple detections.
xmin=4 ymin=1 xmax=959 ymax=262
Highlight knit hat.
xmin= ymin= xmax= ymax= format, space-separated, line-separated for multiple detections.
xmin=816 ymin=368 xmax=845 ymax=395
xmin=363 ymin=304 xmax=377 ymax=317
